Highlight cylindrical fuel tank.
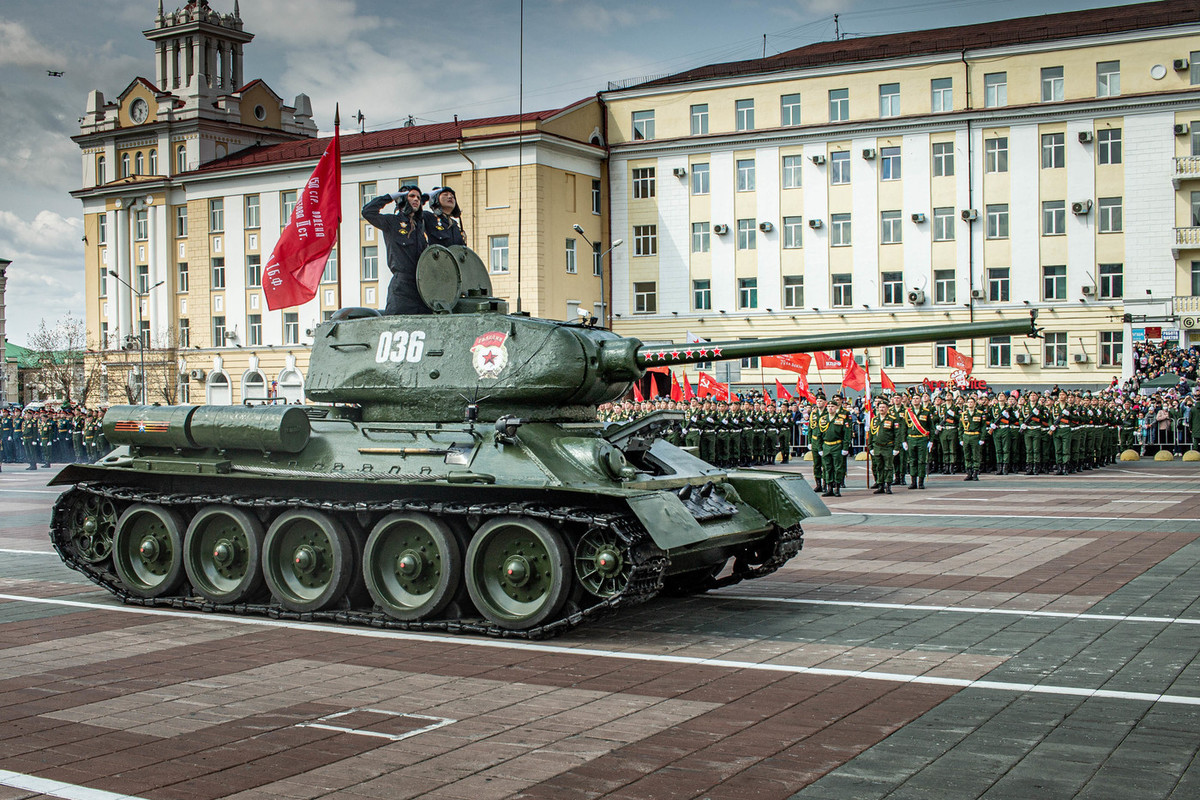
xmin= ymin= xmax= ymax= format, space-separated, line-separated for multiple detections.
xmin=104 ymin=404 xmax=310 ymax=453
xmin=103 ymin=405 xmax=198 ymax=449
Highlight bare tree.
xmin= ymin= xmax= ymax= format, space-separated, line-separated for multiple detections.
xmin=26 ymin=315 xmax=88 ymax=406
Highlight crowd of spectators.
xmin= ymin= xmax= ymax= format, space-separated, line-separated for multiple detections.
xmin=1132 ymin=341 xmax=1200 ymax=382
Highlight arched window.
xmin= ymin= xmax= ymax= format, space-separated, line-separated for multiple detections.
xmin=97 ymin=156 xmax=106 ymax=185
xmin=148 ymin=149 xmax=157 ymax=175
xmin=176 ymin=144 xmax=187 ymax=174
xmin=134 ymin=151 xmax=144 ymax=175
xmin=206 ymin=371 xmax=232 ymax=405
xmin=241 ymin=370 xmax=267 ymax=403
xmin=277 ymin=368 xmax=305 ymax=403
xmin=121 ymin=153 xmax=130 ymax=177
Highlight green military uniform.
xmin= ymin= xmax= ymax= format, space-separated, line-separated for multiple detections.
xmin=992 ymin=399 xmax=1019 ymax=474
xmin=937 ymin=403 xmax=960 ymax=474
xmin=809 ymin=401 xmax=827 ymax=492
xmin=38 ymin=416 xmax=54 ymax=468
xmin=1021 ymin=400 xmax=1047 ymax=474
xmin=868 ymin=403 xmax=900 ymax=494
xmin=820 ymin=401 xmax=850 ymax=497
xmin=960 ymin=400 xmax=986 ymax=480
xmin=699 ymin=404 xmax=718 ymax=465
xmin=1050 ymin=400 xmax=1073 ymax=475
xmin=20 ymin=414 xmax=39 ymax=470
xmin=904 ymin=401 xmax=934 ymax=489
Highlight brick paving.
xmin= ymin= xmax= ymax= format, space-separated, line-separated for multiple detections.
xmin=0 ymin=462 xmax=1198 ymax=799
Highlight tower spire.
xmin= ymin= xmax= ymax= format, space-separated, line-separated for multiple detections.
xmin=234 ymin=0 xmax=240 ymax=19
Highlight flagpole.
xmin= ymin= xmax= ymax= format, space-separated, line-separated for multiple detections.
xmin=864 ymin=353 xmax=872 ymax=489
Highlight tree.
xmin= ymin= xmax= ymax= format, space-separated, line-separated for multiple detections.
xmin=25 ymin=314 xmax=87 ymax=406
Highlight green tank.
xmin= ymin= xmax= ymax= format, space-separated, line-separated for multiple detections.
xmin=49 ymin=245 xmax=1037 ymax=637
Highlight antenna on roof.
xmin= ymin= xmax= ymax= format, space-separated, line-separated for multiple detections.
xmin=355 ymin=109 xmax=365 ymax=134
xmin=834 ymin=14 xmax=841 ymax=41
xmin=403 ymin=115 xmax=415 ymax=128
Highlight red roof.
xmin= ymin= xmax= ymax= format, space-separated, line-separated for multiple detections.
xmin=633 ymin=0 xmax=1200 ymax=89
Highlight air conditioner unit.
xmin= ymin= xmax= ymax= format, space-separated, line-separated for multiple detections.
xmin=1081 ymin=285 xmax=1096 ymax=296
xmin=188 ymin=368 xmax=206 ymax=381
xmin=810 ymin=154 xmax=826 ymax=165
xmin=1182 ymin=315 xmax=1200 ymax=330
xmin=911 ymin=212 xmax=927 ymax=223
xmin=1175 ymin=123 xmax=1190 ymax=136
xmin=906 ymin=288 xmax=926 ymax=305
xmin=759 ymin=221 xmax=773 ymax=233
xmin=712 ymin=223 xmax=729 ymax=235
xmin=862 ymin=148 xmax=876 ymax=159
xmin=1015 ymin=353 xmax=1032 ymax=365
xmin=961 ymin=209 xmax=979 ymax=221
xmin=808 ymin=218 xmax=823 ymax=229
xmin=854 ymin=355 xmax=866 ymax=366
xmin=1174 ymin=58 xmax=1190 ymax=71
xmin=1078 ymin=131 xmax=1094 ymax=144
xmin=672 ymin=167 xmax=687 ymax=178
xmin=1073 ymin=353 xmax=1089 ymax=363
xmin=1071 ymin=199 xmax=1093 ymax=215
xmin=971 ymin=288 xmax=985 ymax=300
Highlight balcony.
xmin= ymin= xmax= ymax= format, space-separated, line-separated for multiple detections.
xmin=1172 ymin=156 xmax=1200 ymax=188
xmin=1175 ymin=227 xmax=1200 ymax=257
xmin=1174 ymin=296 xmax=1200 ymax=315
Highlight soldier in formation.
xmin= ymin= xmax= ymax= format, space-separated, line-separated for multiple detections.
xmin=1 ymin=406 xmax=108 ymax=471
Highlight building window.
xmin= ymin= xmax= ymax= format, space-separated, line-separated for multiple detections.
xmin=782 ymin=155 xmax=803 ymax=189
xmin=989 ymin=336 xmax=1011 ymax=367
xmin=97 ymin=155 xmax=106 ymax=185
xmin=136 ymin=263 xmax=149 ymax=294
xmin=209 ymin=198 xmax=224 ymax=232
xmin=284 ymin=312 xmax=299 ymax=345
xmin=1100 ymin=331 xmax=1123 ymax=366
xmin=176 ymin=144 xmax=186 ymax=173
xmin=782 ymin=216 xmax=803 ymax=249
xmin=735 ymin=99 xmax=755 ymax=131
xmin=591 ymin=179 xmax=601 ymax=214
xmin=177 ymin=262 xmax=188 ymax=292
xmin=1099 ymin=263 xmax=1123 ymax=299
xmin=633 ymin=225 xmax=657 ymax=256
xmin=933 ymin=207 xmax=955 ymax=241
xmin=934 ymin=269 xmax=956 ymax=304
xmin=830 ymin=151 xmax=850 ymax=184
xmin=100 ymin=321 xmax=109 ymax=349
xmin=880 ymin=146 xmax=901 ymax=181
xmin=135 ymin=151 xmax=144 ymax=175
xmin=134 ymin=209 xmax=148 ymax=241
xmin=98 ymin=214 xmax=107 ymax=244
xmin=1041 ymin=133 xmax=1065 ymax=168
xmin=174 ymin=206 xmax=187 ymax=237
xmin=737 ymin=219 xmax=756 ymax=250
xmin=1042 ymin=200 xmax=1066 ymax=235
xmin=988 ymin=267 xmax=1010 ymax=301
xmin=738 ymin=278 xmax=758 ymax=309
xmin=1097 ymin=128 xmax=1122 ymax=165
xmin=883 ymin=345 xmax=905 ymax=368
xmin=1041 ymin=66 xmax=1064 ymax=102
xmin=690 ymin=104 xmax=708 ymax=135
xmin=1043 ymin=265 xmax=1066 ymax=300
xmin=984 ymin=72 xmax=1007 ymax=107
xmin=930 ymin=77 xmax=952 ymax=112
xmin=592 ymin=242 xmax=602 ymax=276
xmin=121 ymin=152 xmax=131 ymax=177
xmin=1097 ymin=60 xmax=1120 ymax=97
xmin=829 ymin=88 xmax=848 ymax=122
xmin=1193 ymin=262 xmax=1200 ymax=296
xmin=321 ymin=247 xmax=337 ymax=283
xmin=831 ymin=273 xmax=852 ymax=307
xmin=211 ymin=257 xmax=225 ymax=289
xmin=247 ymin=314 xmax=262 ymax=346
xmin=986 ymin=204 xmax=1009 ymax=239
xmin=1043 ymin=331 xmax=1067 ymax=367
xmin=693 ymin=279 xmax=711 ymax=310
xmin=831 ymin=213 xmax=852 ymax=246
xmin=631 ymin=167 xmax=655 ymax=200
xmin=932 ymin=142 xmax=954 ymax=177
xmin=881 ymin=210 xmax=902 ymax=244
xmin=985 ymin=137 xmax=1008 ymax=173
xmin=692 ymin=222 xmax=710 ymax=253
xmin=783 ymin=276 xmax=804 ymax=308
xmin=634 ymin=281 xmax=657 ymax=313
xmin=882 ymin=271 xmax=904 ymax=306
xmin=148 ymin=149 xmax=157 ymax=174
xmin=780 ymin=93 xmax=802 ymax=126
xmin=565 ymin=238 xmax=577 ymax=274
xmin=632 ymin=110 xmax=654 ymax=140
xmin=489 ymin=235 xmax=509 ymax=273
xmin=178 ymin=319 xmax=189 ymax=348
xmin=1194 ymin=191 xmax=1200 ymax=226
xmin=281 ymin=190 xmax=297 ymax=222
xmin=360 ymin=182 xmax=377 ymax=208
xmin=1192 ymin=51 xmax=1200 ymax=85
xmin=137 ymin=319 xmax=149 ymax=350
xmin=736 ymin=159 xmax=755 ymax=191
xmin=691 ymin=162 xmax=710 ymax=195
xmin=362 ymin=246 xmax=378 ymax=280
xmin=245 ymin=194 xmax=260 ymax=229
xmin=879 ymin=83 xmax=900 ymax=117
xmin=935 ymin=341 xmax=953 ymax=368
xmin=246 ymin=254 xmax=261 ymax=287
xmin=1098 ymin=197 xmax=1122 ymax=233
xmin=213 ymin=315 xmax=226 ymax=345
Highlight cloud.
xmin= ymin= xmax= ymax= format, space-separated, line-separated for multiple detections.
xmin=0 ymin=209 xmax=86 ymax=343
xmin=560 ymin=2 xmax=671 ymax=34
xmin=240 ymin=0 xmax=385 ymax=47
xmin=0 ymin=19 xmax=55 ymax=68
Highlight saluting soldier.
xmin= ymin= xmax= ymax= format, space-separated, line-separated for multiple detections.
xmin=904 ymin=393 xmax=935 ymax=489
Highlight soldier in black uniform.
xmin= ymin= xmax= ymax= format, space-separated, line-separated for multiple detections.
xmin=425 ymin=187 xmax=466 ymax=248
xmin=362 ymin=185 xmax=430 ymax=315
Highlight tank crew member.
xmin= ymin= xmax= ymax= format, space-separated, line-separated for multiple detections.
xmin=362 ymin=185 xmax=430 ymax=315
xmin=425 ymin=186 xmax=465 ymax=248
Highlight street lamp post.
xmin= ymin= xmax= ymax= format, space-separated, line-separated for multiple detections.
xmin=108 ymin=270 xmax=164 ymax=404
xmin=572 ymin=225 xmax=623 ymax=328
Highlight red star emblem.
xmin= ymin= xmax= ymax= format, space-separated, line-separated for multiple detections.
xmin=670 ymin=350 xmax=680 ymax=359
xmin=656 ymin=352 xmax=667 ymax=361
xmin=712 ymin=347 xmax=722 ymax=357
xmin=684 ymin=349 xmax=694 ymax=358
xmin=483 ymin=351 xmax=497 ymax=365
xmin=698 ymin=349 xmax=709 ymax=358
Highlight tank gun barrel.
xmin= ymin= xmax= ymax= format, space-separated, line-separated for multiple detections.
xmin=633 ymin=311 xmax=1037 ymax=369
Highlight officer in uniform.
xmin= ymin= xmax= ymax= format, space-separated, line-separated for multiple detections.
xmin=821 ymin=396 xmax=850 ymax=497
xmin=37 ymin=412 xmax=54 ymax=468
xmin=960 ymin=395 xmax=986 ymax=481
xmin=425 ymin=187 xmax=466 ymax=248
xmin=699 ymin=401 xmax=718 ymax=465
xmin=20 ymin=411 xmax=38 ymax=470
xmin=809 ymin=395 xmax=828 ymax=493
xmin=1021 ymin=391 xmax=1047 ymax=474
xmin=868 ymin=398 xmax=899 ymax=494
xmin=992 ymin=394 xmax=1017 ymax=474
xmin=937 ymin=398 xmax=960 ymax=474
xmin=0 ymin=408 xmax=14 ymax=464
xmin=904 ymin=393 xmax=934 ymax=489
xmin=362 ymin=186 xmax=431 ymax=315
xmin=1050 ymin=394 xmax=1073 ymax=475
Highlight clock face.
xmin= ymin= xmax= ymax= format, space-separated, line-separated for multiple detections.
xmin=130 ymin=98 xmax=148 ymax=124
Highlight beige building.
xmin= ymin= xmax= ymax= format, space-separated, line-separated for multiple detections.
xmin=601 ymin=0 xmax=1200 ymax=390
xmin=73 ymin=1 xmax=606 ymax=405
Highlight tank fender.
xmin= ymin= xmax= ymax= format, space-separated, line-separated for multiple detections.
xmin=725 ymin=473 xmax=831 ymax=529
xmin=622 ymin=492 xmax=710 ymax=549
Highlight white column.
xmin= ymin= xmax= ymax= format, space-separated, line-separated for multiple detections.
xmin=151 ymin=203 xmax=170 ymax=346
xmin=115 ymin=205 xmax=132 ymax=341
xmin=756 ymin=146 xmax=781 ymax=311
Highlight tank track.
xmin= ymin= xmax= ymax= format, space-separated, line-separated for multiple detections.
xmin=50 ymin=483 xmax=673 ymax=640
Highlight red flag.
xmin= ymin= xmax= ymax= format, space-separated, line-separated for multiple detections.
xmin=647 ymin=376 xmax=659 ymax=399
xmin=843 ymin=358 xmax=867 ymax=392
xmin=632 ymin=382 xmax=644 ymax=402
xmin=814 ymin=351 xmax=841 ymax=370
xmin=775 ymin=379 xmax=793 ymax=400
xmin=947 ymin=347 xmax=974 ymax=374
xmin=762 ymin=353 xmax=812 ymax=374
xmin=880 ymin=368 xmax=896 ymax=391
xmin=796 ymin=374 xmax=816 ymax=402
xmin=670 ymin=373 xmax=682 ymax=401
xmin=697 ymin=372 xmax=730 ymax=401
xmin=682 ymin=375 xmax=694 ymax=402
xmin=264 ymin=125 xmax=342 ymax=310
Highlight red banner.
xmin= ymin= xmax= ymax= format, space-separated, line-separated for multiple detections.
xmin=842 ymin=358 xmax=867 ymax=392
xmin=880 ymin=368 xmax=896 ymax=391
xmin=264 ymin=127 xmax=342 ymax=310
xmin=796 ymin=373 xmax=816 ymax=402
xmin=762 ymin=353 xmax=812 ymax=374
xmin=682 ymin=375 xmax=694 ymax=402
xmin=670 ymin=372 xmax=682 ymax=401
xmin=632 ymin=382 xmax=644 ymax=403
xmin=697 ymin=371 xmax=730 ymax=401
xmin=775 ymin=379 xmax=793 ymax=401
xmin=947 ymin=346 xmax=974 ymax=374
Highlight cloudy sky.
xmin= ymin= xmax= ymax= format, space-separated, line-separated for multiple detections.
xmin=0 ymin=0 xmax=1128 ymax=344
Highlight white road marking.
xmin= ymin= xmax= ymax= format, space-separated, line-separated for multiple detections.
xmin=1111 ymin=500 xmax=1172 ymax=504
xmin=830 ymin=512 xmax=1200 ymax=522
xmin=0 ymin=548 xmax=54 ymax=555
xmin=0 ymin=488 xmax=60 ymax=494
xmin=721 ymin=595 xmax=1200 ymax=626
xmin=0 ymin=768 xmax=151 ymax=800
xmin=0 ymin=593 xmax=1196 ymax=707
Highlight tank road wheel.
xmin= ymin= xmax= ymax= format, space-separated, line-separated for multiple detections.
xmin=574 ymin=527 xmax=631 ymax=599
xmin=184 ymin=507 xmax=266 ymax=604
xmin=263 ymin=510 xmax=354 ymax=613
xmin=465 ymin=516 xmax=571 ymax=631
xmin=112 ymin=504 xmax=186 ymax=598
xmin=363 ymin=512 xmax=462 ymax=621
xmin=66 ymin=494 xmax=118 ymax=564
